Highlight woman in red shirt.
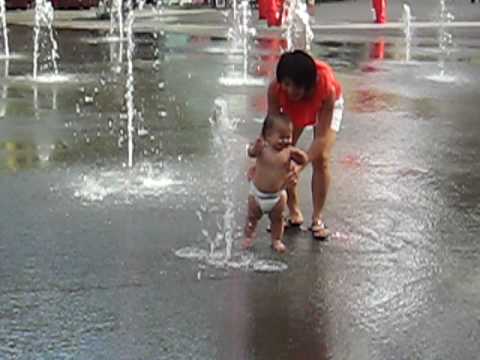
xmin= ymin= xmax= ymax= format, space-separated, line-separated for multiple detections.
xmin=267 ymin=50 xmax=344 ymax=239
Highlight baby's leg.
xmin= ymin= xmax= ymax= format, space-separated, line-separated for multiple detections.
xmin=243 ymin=195 xmax=263 ymax=249
xmin=269 ymin=192 xmax=287 ymax=253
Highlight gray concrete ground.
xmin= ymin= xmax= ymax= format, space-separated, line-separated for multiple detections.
xmin=1 ymin=1 xmax=480 ymax=359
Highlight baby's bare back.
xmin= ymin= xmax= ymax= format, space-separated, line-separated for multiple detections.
xmin=253 ymin=147 xmax=292 ymax=193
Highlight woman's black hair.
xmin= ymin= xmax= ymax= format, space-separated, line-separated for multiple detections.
xmin=276 ymin=50 xmax=317 ymax=91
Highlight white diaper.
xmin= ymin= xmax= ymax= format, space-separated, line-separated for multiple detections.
xmin=249 ymin=182 xmax=285 ymax=213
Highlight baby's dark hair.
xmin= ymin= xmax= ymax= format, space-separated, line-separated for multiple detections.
xmin=261 ymin=114 xmax=291 ymax=138
xmin=276 ymin=50 xmax=317 ymax=91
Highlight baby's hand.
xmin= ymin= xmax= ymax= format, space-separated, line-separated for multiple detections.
xmin=248 ymin=138 xmax=265 ymax=158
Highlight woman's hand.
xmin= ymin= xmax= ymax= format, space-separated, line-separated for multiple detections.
xmin=285 ymin=161 xmax=302 ymax=188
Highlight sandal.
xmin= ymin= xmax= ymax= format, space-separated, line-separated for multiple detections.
xmin=267 ymin=217 xmax=302 ymax=232
xmin=286 ymin=217 xmax=303 ymax=227
xmin=309 ymin=219 xmax=330 ymax=240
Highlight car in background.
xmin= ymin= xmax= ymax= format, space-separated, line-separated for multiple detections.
xmin=51 ymin=0 xmax=99 ymax=9
xmin=96 ymin=0 xmax=159 ymax=19
xmin=6 ymin=0 xmax=33 ymax=9
xmin=6 ymin=0 xmax=99 ymax=9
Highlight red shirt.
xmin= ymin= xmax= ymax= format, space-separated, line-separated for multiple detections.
xmin=275 ymin=60 xmax=342 ymax=128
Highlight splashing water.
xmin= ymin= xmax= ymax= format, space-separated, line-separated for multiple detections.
xmin=72 ymin=164 xmax=183 ymax=203
xmin=33 ymin=0 xmax=60 ymax=80
xmin=402 ymin=3 xmax=412 ymax=63
xmin=175 ymin=246 xmax=288 ymax=273
xmin=427 ymin=0 xmax=455 ymax=82
xmin=0 ymin=0 xmax=9 ymax=58
xmin=283 ymin=0 xmax=314 ymax=51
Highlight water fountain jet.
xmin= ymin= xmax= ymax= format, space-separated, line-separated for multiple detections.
xmin=283 ymin=0 xmax=314 ymax=51
xmin=33 ymin=0 xmax=59 ymax=80
xmin=219 ymin=0 xmax=264 ymax=87
xmin=402 ymin=3 xmax=412 ymax=63
xmin=0 ymin=0 xmax=9 ymax=59
xmin=427 ymin=0 xmax=456 ymax=82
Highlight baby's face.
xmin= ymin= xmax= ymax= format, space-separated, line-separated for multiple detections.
xmin=266 ymin=122 xmax=292 ymax=151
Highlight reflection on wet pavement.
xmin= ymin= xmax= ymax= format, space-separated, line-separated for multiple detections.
xmin=1 ymin=24 xmax=480 ymax=359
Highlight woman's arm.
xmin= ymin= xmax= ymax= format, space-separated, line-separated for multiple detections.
xmin=267 ymin=81 xmax=281 ymax=116
xmin=307 ymin=85 xmax=336 ymax=162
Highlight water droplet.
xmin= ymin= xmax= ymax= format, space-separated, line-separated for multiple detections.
xmin=252 ymin=260 xmax=288 ymax=273
xmin=138 ymin=128 xmax=149 ymax=136
xmin=84 ymin=96 xmax=94 ymax=104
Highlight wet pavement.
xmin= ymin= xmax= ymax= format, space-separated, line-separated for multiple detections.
xmin=1 ymin=20 xmax=480 ymax=360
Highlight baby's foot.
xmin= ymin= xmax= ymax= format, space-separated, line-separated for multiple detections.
xmin=271 ymin=240 xmax=287 ymax=253
xmin=242 ymin=238 xmax=254 ymax=250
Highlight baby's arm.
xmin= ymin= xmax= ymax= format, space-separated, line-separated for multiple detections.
xmin=289 ymin=147 xmax=309 ymax=166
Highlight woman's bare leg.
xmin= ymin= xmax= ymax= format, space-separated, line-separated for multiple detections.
xmin=311 ymin=128 xmax=336 ymax=237
xmin=287 ymin=126 xmax=305 ymax=224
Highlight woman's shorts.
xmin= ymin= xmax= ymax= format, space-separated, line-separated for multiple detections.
xmin=331 ymin=96 xmax=344 ymax=132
